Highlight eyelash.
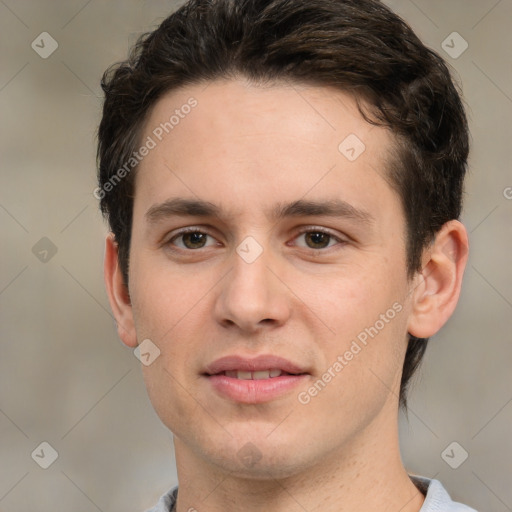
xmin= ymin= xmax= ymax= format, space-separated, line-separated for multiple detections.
xmin=165 ymin=226 xmax=348 ymax=253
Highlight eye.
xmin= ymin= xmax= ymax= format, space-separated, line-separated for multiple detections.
xmin=165 ymin=226 xmax=347 ymax=252
xmin=167 ymin=228 xmax=218 ymax=250
xmin=293 ymin=227 xmax=346 ymax=250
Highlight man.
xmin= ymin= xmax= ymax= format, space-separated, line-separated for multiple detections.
xmin=96 ymin=0 xmax=477 ymax=510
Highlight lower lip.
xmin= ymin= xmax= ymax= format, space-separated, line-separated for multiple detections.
xmin=205 ymin=374 xmax=309 ymax=404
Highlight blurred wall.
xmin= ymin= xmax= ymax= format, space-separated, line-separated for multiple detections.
xmin=0 ymin=1 xmax=511 ymax=510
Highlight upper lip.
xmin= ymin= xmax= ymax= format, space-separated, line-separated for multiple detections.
xmin=203 ymin=354 xmax=309 ymax=375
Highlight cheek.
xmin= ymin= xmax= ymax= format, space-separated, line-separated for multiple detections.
xmin=295 ymin=262 xmax=409 ymax=400
xmin=297 ymin=260 xmax=406 ymax=343
xmin=134 ymin=280 xmax=208 ymax=431
xmin=129 ymin=254 xmax=205 ymax=338
xmin=129 ymin=266 xmax=208 ymax=412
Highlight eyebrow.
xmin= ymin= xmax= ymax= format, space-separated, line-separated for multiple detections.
xmin=145 ymin=197 xmax=375 ymax=226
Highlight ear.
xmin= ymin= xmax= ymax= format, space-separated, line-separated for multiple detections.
xmin=104 ymin=233 xmax=138 ymax=348
xmin=407 ymin=220 xmax=469 ymax=338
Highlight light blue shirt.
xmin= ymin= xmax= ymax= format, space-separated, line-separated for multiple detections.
xmin=145 ymin=476 xmax=478 ymax=511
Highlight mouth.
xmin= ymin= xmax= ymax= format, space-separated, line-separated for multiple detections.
xmin=220 ymin=369 xmax=301 ymax=379
xmin=202 ymin=354 xmax=310 ymax=403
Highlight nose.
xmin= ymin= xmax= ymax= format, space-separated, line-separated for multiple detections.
xmin=213 ymin=239 xmax=291 ymax=334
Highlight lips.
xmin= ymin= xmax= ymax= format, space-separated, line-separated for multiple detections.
xmin=203 ymin=354 xmax=308 ymax=377
xmin=224 ymin=369 xmax=284 ymax=379
xmin=203 ymin=354 xmax=310 ymax=404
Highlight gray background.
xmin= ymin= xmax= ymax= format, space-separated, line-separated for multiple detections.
xmin=0 ymin=0 xmax=511 ymax=511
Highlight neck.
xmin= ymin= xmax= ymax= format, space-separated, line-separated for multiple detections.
xmin=172 ymin=407 xmax=424 ymax=512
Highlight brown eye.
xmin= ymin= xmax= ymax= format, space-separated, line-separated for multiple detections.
xmin=303 ymin=231 xmax=332 ymax=249
xmin=181 ymin=232 xmax=208 ymax=249
xmin=169 ymin=230 xmax=216 ymax=250
xmin=294 ymin=228 xmax=345 ymax=251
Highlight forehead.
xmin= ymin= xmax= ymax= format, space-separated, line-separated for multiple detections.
xmin=133 ymin=78 xmax=400 ymax=225
xmin=142 ymin=77 xmax=390 ymax=151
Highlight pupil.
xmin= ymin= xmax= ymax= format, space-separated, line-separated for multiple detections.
xmin=185 ymin=232 xmax=205 ymax=248
xmin=307 ymin=232 xmax=329 ymax=249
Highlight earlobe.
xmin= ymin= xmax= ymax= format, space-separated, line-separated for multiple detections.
xmin=104 ymin=234 xmax=138 ymax=347
xmin=407 ymin=220 xmax=469 ymax=339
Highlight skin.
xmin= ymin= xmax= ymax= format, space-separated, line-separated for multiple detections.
xmin=104 ymin=78 xmax=469 ymax=512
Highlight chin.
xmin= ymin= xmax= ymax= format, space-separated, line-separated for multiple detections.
xmin=195 ymin=431 xmax=316 ymax=480
xmin=212 ymin=449 xmax=311 ymax=481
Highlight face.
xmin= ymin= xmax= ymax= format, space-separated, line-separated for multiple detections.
xmin=122 ymin=78 xmax=418 ymax=477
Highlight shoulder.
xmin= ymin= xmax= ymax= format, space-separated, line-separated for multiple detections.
xmin=147 ymin=479 xmax=479 ymax=512
xmin=411 ymin=476 xmax=479 ymax=512
xmin=144 ymin=485 xmax=178 ymax=512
